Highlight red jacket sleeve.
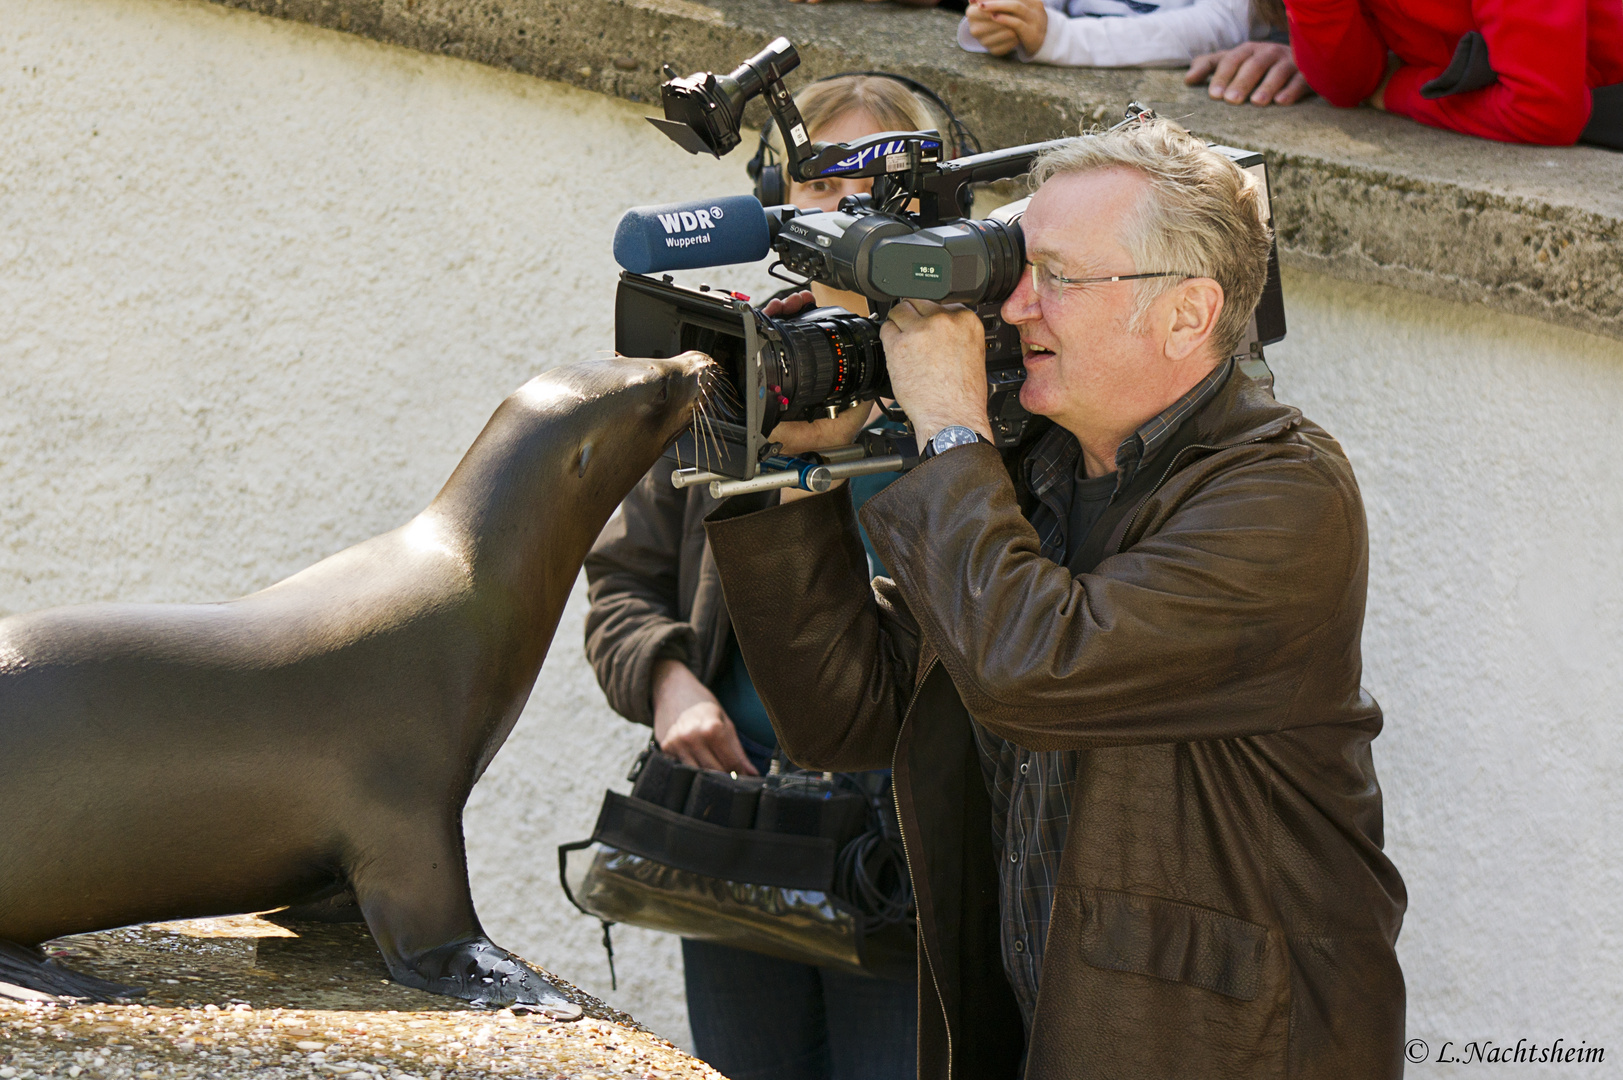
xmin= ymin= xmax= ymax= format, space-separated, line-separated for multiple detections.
xmin=1588 ymin=0 xmax=1623 ymax=87
xmin=1286 ymin=0 xmax=1391 ymax=108
xmin=1384 ymin=0 xmax=1592 ymax=144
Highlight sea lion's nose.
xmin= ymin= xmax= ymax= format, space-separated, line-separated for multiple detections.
xmin=670 ymin=350 xmax=711 ymax=376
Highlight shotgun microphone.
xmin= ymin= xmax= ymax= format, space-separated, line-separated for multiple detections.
xmin=613 ymin=195 xmax=785 ymax=274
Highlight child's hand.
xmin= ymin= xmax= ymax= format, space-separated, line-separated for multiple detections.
xmin=966 ymin=2 xmax=1019 ymax=54
xmin=967 ymin=0 xmax=1048 ymax=57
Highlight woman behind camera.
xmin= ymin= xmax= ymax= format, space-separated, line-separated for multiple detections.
xmin=584 ymin=75 xmax=961 ymax=1080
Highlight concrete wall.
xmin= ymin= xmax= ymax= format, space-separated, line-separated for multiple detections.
xmin=1268 ymin=278 xmax=1623 ymax=1072
xmin=0 ymin=0 xmax=783 ymax=1045
xmin=2 ymin=0 xmax=1620 ymax=1069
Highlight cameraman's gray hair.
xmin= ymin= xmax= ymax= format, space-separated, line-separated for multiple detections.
xmin=1031 ymin=117 xmax=1272 ymax=360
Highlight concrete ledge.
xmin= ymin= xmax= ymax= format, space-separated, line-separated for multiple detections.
xmin=205 ymin=0 xmax=1623 ymax=342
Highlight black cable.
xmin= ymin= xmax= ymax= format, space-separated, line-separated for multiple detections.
xmin=834 ymin=830 xmax=913 ymax=927
xmin=832 ymin=784 xmax=914 ymax=928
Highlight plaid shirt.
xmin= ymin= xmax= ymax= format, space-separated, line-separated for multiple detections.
xmin=970 ymin=358 xmax=1233 ymax=1031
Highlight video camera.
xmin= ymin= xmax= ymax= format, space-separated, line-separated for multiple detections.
xmin=614 ymin=38 xmax=1286 ymax=496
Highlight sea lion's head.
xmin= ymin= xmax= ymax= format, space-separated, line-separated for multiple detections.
xmin=432 ymin=352 xmax=710 ymax=542
xmin=517 ymin=350 xmax=710 ymax=503
xmin=421 ymin=352 xmax=711 ymax=596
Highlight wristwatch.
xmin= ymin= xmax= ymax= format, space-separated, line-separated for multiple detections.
xmin=921 ymin=425 xmax=989 ymax=462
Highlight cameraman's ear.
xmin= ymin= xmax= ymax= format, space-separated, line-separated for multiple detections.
xmin=1163 ymin=278 xmax=1224 ymax=363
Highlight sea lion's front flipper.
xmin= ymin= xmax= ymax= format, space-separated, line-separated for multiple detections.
xmin=410 ymin=937 xmax=585 ymax=1019
xmin=0 ymin=939 xmax=145 ymax=1003
xmin=349 ymin=829 xmax=584 ymax=1020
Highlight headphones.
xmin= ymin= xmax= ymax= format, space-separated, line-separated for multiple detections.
xmin=745 ymin=71 xmax=981 ymax=207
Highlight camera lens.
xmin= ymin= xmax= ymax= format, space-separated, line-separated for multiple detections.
xmin=758 ymin=309 xmax=884 ymax=431
xmin=961 ymin=218 xmax=1026 ymax=305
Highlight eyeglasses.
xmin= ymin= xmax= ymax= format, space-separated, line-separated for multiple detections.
xmin=1028 ymin=261 xmax=1189 ymax=303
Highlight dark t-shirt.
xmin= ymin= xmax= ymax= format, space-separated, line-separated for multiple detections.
xmin=1066 ymin=463 xmax=1118 ymax=569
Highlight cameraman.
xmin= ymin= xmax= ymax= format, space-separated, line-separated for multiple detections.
xmin=704 ymin=116 xmax=1407 ymax=1078
xmin=585 ymin=75 xmax=964 ymax=1080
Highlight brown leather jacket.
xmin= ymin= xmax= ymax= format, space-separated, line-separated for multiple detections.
xmin=705 ymin=370 xmax=1407 ymax=1080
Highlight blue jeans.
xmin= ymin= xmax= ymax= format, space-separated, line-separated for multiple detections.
xmin=682 ymin=937 xmax=918 ymax=1080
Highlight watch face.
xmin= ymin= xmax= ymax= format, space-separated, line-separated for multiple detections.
xmin=933 ymin=426 xmax=978 ymax=452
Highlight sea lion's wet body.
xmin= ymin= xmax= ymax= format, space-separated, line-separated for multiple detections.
xmin=0 ymin=354 xmax=707 ymax=1012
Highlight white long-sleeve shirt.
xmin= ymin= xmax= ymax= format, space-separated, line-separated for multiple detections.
xmin=958 ymin=0 xmax=1256 ymax=68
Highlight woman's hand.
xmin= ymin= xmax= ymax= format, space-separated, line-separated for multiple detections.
xmin=766 ymin=401 xmax=876 ymax=458
xmin=760 ymin=289 xmax=876 ymax=459
xmin=761 ymin=290 xmax=815 ymax=319
xmin=1185 ymin=42 xmax=1310 ymax=106
xmin=651 ymin=659 xmax=757 ymax=775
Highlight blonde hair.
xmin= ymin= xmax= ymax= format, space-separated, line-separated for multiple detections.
xmin=765 ymin=75 xmax=957 ymax=159
xmin=1031 ymin=117 xmax=1272 ymax=360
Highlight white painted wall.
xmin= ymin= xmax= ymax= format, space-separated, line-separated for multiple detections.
xmin=2 ymin=0 xmax=1620 ymax=1070
xmin=0 ymin=0 xmax=781 ymax=1046
xmin=1268 ymin=279 xmax=1623 ymax=1075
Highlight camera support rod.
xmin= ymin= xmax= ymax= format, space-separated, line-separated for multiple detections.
xmin=909 ymin=107 xmax=1153 ymax=224
xmin=670 ymin=469 xmax=727 ymax=490
xmin=692 ymin=454 xmax=910 ymax=499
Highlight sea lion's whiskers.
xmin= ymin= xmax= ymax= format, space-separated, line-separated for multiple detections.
xmin=711 ymin=372 xmax=743 ymax=416
xmin=686 ymin=403 xmax=706 ymax=470
xmin=702 ymin=405 xmax=725 ymax=472
xmin=697 ymin=364 xmax=724 ymax=411
xmin=697 ymin=405 xmax=720 ymax=471
xmin=676 ymin=358 xmax=746 ymax=472
xmin=688 ymin=405 xmax=711 ymax=471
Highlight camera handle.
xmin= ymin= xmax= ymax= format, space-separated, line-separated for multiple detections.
xmin=745 ymin=43 xmax=952 ymax=204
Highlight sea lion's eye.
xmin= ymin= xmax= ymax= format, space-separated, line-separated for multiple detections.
xmin=577 ymin=443 xmax=592 ymax=477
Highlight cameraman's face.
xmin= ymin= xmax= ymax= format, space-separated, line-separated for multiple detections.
xmin=786 ymin=110 xmax=881 ymax=214
xmin=1001 ymin=168 xmax=1178 ymax=447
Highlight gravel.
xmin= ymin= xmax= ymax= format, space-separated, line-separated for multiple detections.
xmin=0 ymin=916 xmax=723 ymax=1080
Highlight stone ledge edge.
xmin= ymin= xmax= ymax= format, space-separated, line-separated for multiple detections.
xmin=203 ymin=0 xmax=1622 ymax=343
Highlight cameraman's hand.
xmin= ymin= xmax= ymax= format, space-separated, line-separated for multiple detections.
xmin=882 ymin=299 xmax=992 ymax=450
xmin=651 ymin=658 xmax=757 ymax=775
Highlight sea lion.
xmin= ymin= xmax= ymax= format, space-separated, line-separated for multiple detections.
xmin=0 ymin=352 xmax=710 ymax=1015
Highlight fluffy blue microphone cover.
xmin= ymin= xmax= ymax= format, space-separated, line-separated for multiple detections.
xmin=614 ymin=195 xmax=771 ymax=275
